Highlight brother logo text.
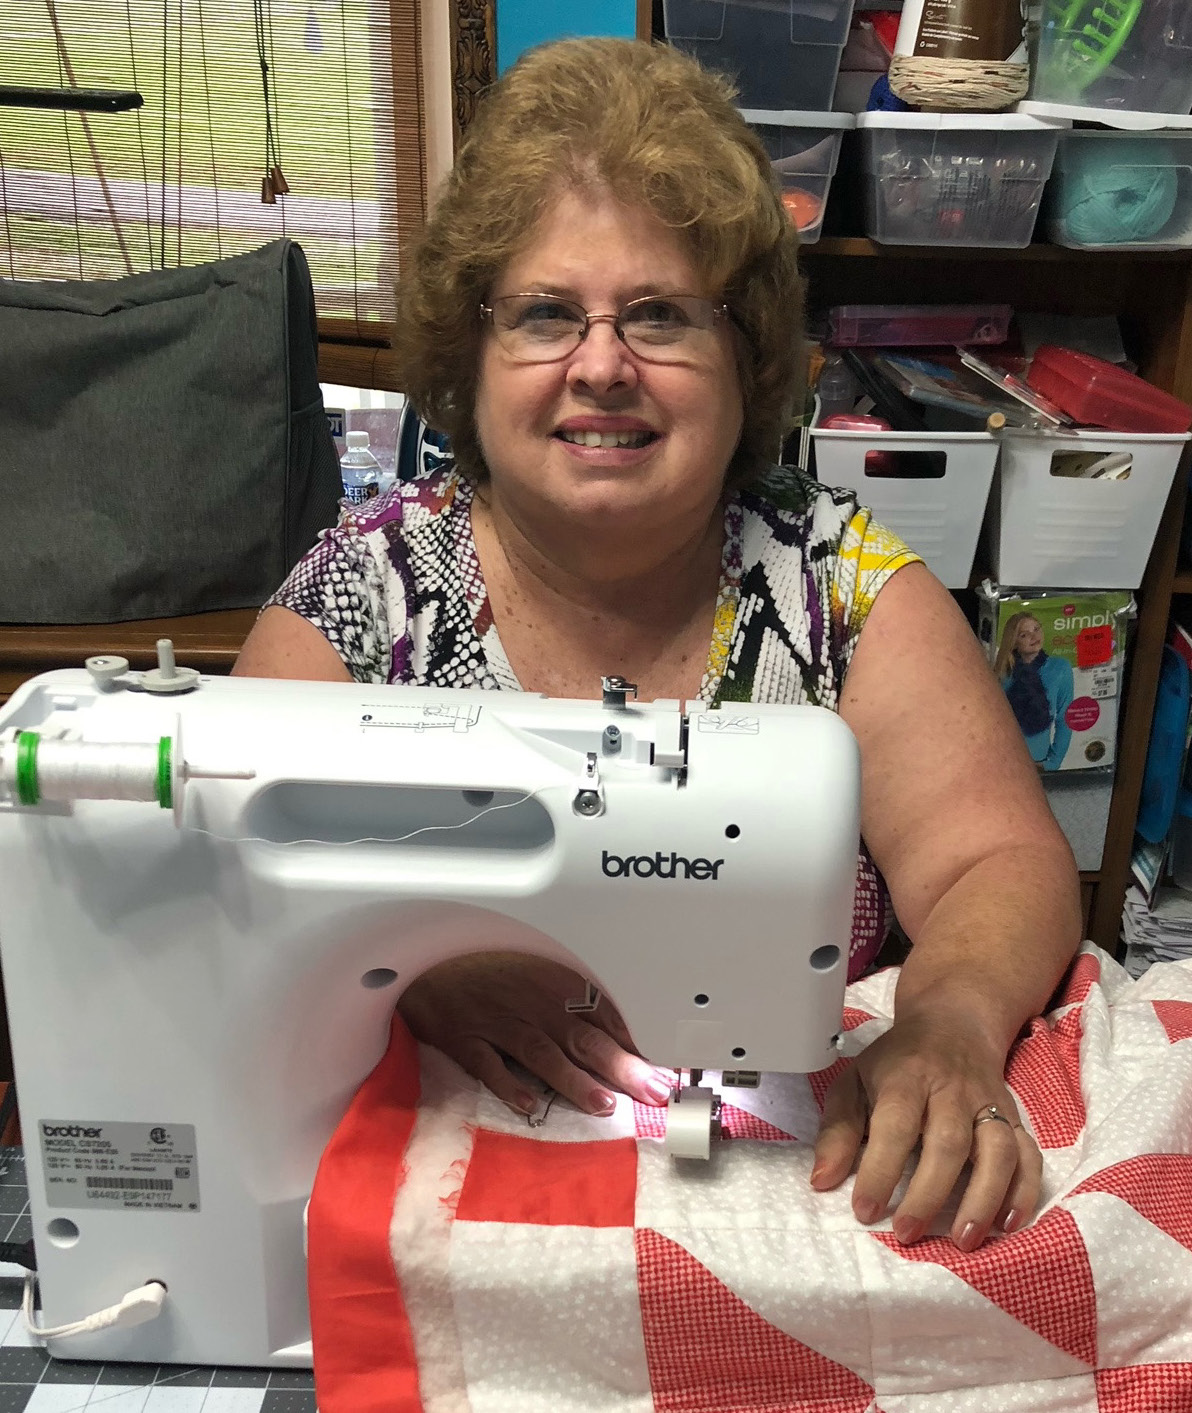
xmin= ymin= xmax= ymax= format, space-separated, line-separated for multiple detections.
xmin=601 ymin=849 xmax=725 ymax=881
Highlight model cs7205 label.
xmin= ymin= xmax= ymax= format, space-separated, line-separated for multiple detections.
xmin=39 ymin=1121 xmax=200 ymax=1212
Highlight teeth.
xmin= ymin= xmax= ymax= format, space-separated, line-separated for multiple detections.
xmin=560 ymin=429 xmax=653 ymax=448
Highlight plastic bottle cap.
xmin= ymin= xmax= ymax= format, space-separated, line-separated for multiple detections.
xmin=346 ymin=430 xmax=370 ymax=448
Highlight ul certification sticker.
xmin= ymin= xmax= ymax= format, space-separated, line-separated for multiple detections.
xmin=39 ymin=1121 xmax=200 ymax=1213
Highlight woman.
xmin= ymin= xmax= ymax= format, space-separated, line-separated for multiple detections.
xmin=235 ymin=37 xmax=1080 ymax=1253
xmin=996 ymin=612 xmax=1075 ymax=772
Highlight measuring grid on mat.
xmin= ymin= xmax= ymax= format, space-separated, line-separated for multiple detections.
xmin=0 ymin=1151 xmax=317 ymax=1412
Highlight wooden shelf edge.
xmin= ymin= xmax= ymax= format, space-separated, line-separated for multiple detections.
xmin=804 ymin=238 xmax=1192 ymax=263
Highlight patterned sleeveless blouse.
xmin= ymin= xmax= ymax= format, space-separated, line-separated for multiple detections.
xmin=267 ymin=462 xmax=921 ymax=980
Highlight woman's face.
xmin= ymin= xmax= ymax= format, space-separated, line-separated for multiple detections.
xmin=1015 ymin=618 xmax=1043 ymax=659
xmin=474 ymin=188 xmax=744 ymax=540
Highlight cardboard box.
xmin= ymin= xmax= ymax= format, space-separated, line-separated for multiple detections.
xmin=977 ymin=584 xmax=1134 ymax=773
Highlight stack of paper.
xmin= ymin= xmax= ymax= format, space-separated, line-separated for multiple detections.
xmin=1122 ymin=882 xmax=1192 ymax=977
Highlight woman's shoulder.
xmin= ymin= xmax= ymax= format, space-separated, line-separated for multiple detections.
xmin=338 ymin=461 xmax=466 ymax=540
xmin=737 ymin=463 xmax=864 ymax=548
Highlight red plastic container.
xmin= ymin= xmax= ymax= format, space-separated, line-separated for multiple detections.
xmin=1026 ymin=346 xmax=1192 ymax=435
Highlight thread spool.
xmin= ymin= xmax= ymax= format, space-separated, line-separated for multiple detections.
xmin=3 ymin=734 xmax=171 ymax=808
xmin=890 ymin=0 xmax=1029 ymax=112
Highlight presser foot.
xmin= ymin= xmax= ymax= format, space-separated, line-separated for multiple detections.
xmin=664 ymin=1084 xmax=721 ymax=1161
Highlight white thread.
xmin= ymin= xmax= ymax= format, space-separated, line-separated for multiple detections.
xmin=182 ymin=789 xmax=539 ymax=848
xmin=27 ymin=740 xmax=538 ymax=846
xmin=34 ymin=741 xmax=161 ymax=804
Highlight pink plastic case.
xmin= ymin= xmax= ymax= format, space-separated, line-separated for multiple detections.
xmin=827 ymin=304 xmax=1013 ymax=348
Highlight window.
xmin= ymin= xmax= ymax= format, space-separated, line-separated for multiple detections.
xmin=0 ymin=0 xmax=429 ymax=385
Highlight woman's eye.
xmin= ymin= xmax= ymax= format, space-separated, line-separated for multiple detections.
xmin=625 ymin=300 xmax=687 ymax=334
xmin=517 ymin=301 xmax=582 ymax=328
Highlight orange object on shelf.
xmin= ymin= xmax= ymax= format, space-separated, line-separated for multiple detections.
xmin=781 ymin=187 xmax=824 ymax=233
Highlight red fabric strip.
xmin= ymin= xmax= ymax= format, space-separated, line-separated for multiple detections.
xmin=308 ymin=1016 xmax=424 ymax=1413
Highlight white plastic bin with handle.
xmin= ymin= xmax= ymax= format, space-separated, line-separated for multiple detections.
xmin=811 ymin=426 xmax=999 ymax=589
xmin=989 ymin=430 xmax=1190 ymax=589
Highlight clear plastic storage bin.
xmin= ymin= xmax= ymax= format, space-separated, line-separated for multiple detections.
xmin=811 ymin=423 xmax=999 ymax=589
xmin=740 ymin=110 xmax=853 ymax=244
xmin=856 ymin=112 xmax=1067 ymax=248
xmin=1028 ymin=0 xmax=1192 ymax=119
xmin=989 ymin=429 xmax=1190 ymax=589
xmin=1046 ymin=128 xmax=1192 ymax=251
xmin=664 ymin=0 xmax=856 ymax=111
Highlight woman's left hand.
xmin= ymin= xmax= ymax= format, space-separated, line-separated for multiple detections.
xmin=810 ymin=1009 xmax=1041 ymax=1252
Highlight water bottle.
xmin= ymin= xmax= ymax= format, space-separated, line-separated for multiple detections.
xmin=816 ymin=354 xmax=860 ymax=422
xmin=339 ymin=430 xmax=382 ymax=504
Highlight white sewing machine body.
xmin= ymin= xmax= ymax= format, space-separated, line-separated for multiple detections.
xmin=0 ymin=665 xmax=860 ymax=1367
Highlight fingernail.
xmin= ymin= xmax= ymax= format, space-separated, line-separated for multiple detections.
xmin=957 ymin=1221 xmax=978 ymax=1250
xmin=809 ymin=1162 xmax=828 ymax=1187
xmin=1003 ymin=1208 xmax=1023 ymax=1234
xmin=507 ymin=1090 xmax=537 ymax=1116
xmin=592 ymin=1091 xmax=617 ymax=1115
xmin=854 ymin=1199 xmax=881 ymax=1224
xmin=893 ymin=1217 xmax=922 ymax=1246
xmin=644 ymin=1076 xmax=674 ymax=1104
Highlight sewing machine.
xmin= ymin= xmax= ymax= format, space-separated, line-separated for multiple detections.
xmin=0 ymin=646 xmax=860 ymax=1367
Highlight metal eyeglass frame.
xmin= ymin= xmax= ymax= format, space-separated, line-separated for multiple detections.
xmin=478 ymin=292 xmax=732 ymax=364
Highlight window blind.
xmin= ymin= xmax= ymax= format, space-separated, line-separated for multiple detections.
xmin=0 ymin=0 xmax=426 ymax=385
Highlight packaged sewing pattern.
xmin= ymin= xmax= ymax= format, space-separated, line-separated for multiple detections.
xmin=978 ymin=584 xmax=1133 ymax=772
xmin=306 ymin=948 xmax=1192 ymax=1412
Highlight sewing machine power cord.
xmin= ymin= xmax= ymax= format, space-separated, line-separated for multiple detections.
xmin=22 ymin=1271 xmax=167 ymax=1342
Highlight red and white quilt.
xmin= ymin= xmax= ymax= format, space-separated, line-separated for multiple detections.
xmin=307 ymin=945 xmax=1192 ymax=1412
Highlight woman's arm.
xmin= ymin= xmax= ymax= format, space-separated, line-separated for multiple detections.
xmin=232 ymin=605 xmax=353 ymax=680
xmin=816 ymin=563 xmax=1081 ymax=1249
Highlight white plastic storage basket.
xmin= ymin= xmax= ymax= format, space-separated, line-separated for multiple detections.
xmin=990 ymin=430 xmax=1190 ymax=589
xmin=740 ymin=110 xmax=854 ymax=244
xmin=811 ymin=426 xmax=998 ymax=589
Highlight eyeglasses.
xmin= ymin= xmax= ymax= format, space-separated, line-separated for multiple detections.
xmin=479 ymin=293 xmax=731 ymax=365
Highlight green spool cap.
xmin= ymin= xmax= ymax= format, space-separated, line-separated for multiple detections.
xmin=15 ymin=732 xmax=40 ymax=807
xmin=156 ymin=737 xmax=173 ymax=810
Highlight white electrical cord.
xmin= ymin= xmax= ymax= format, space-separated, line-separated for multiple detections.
xmin=22 ymin=1271 xmax=167 ymax=1341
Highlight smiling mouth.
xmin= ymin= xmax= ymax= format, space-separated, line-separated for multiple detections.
xmin=556 ymin=428 xmax=657 ymax=449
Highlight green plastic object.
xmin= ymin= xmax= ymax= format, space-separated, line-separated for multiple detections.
xmin=15 ymin=732 xmax=39 ymax=807
xmin=156 ymin=737 xmax=173 ymax=810
xmin=1043 ymin=0 xmax=1144 ymax=94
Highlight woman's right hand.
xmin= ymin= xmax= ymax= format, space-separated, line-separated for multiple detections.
xmin=395 ymin=951 xmax=676 ymax=1117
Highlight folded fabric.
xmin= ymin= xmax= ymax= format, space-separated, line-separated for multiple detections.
xmin=308 ymin=945 xmax=1192 ymax=1412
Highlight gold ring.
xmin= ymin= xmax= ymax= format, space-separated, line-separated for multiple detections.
xmin=973 ymin=1103 xmax=1016 ymax=1129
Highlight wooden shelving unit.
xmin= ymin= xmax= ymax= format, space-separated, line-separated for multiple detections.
xmin=800 ymin=240 xmax=1192 ymax=953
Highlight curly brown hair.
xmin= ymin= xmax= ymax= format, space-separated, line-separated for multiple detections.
xmin=391 ymin=36 xmax=805 ymax=489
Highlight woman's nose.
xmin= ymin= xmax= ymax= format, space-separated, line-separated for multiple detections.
xmin=565 ymin=317 xmax=639 ymax=394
